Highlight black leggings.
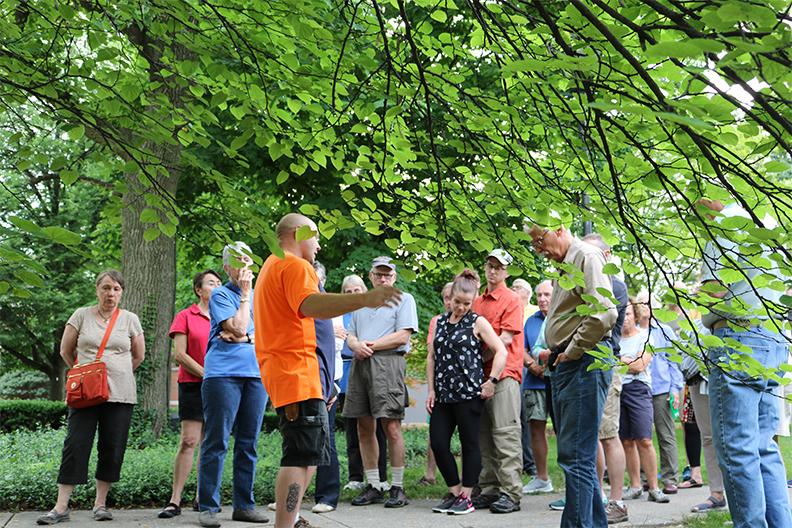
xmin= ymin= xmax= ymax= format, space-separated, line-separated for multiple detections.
xmin=684 ymin=421 xmax=702 ymax=468
xmin=429 ymin=398 xmax=485 ymax=488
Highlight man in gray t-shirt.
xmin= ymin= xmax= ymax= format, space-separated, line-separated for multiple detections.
xmin=343 ymin=257 xmax=418 ymax=509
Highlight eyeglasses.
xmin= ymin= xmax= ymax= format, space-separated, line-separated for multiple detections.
xmin=484 ymin=262 xmax=507 ymax=272
xmin=372 ymin=272 xmax=395 ymax=279
xmin=531 ymin=229 xmax=549 ymax=250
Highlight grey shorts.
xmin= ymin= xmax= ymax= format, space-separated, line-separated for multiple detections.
xmin=523 ymin=388 xmax=548 ymax=422
xmin=342 ymin=353 xmax=406 ymax=420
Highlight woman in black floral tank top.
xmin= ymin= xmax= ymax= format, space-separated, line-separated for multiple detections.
xmin=426 ymin=269 xmax=508 ymax=515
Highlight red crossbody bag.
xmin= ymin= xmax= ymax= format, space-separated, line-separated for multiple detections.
xmin=65 ymin=309 xmax=119 ymax=408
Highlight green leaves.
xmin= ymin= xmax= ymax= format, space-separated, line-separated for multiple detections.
xmin=68 ymin=125 xmax=85 ymax=141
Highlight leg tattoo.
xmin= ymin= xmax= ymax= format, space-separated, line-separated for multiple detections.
xmin=286 ymin=483 xmax=300 ymax=512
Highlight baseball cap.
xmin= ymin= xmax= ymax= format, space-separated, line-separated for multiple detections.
xmin=486 ymin=249 xmax=513 ymax=266
xmin=371 ymin=256 xmax=396 ymax=271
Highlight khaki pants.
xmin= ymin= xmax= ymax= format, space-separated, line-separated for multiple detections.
xmin=479 ymin=377 xmax=522 ymax=503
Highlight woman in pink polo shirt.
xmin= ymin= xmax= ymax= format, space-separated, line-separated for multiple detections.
xmin=159 ymin=270 xmax=223 ymax=518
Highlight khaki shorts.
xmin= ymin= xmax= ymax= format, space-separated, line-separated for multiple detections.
xmin=599 ymin=369 xmax=622 ymax=440
xmin=523 ymin=388 xmax=548 ymax=422
xmin=342 ymin=353 xmax=406 ymax=420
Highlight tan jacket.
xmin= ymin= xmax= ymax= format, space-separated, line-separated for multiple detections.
xmin=545 ymin=238 xmax=617 ymax=360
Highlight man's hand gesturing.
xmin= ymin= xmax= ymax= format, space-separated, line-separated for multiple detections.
xmin=364 ymin=286 xmax=402 ymax=308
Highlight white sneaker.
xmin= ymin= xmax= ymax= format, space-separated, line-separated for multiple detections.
xmin=311 ymin=503 xmax=335 ymax=513
xmin=380 ymin=481 xmax=390 ymax=492
xmin=522 ymin=476 xmax=554 ymax=494
xmin=343 ymin=481 xmax=365 ymax=491
xmin=268 ymin=502 xmax=277 ymax=511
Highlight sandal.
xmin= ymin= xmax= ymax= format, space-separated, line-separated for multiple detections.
xmin=678 ymin=476 xmax=704 ymax=488
xmin=691 ymin=496 xmax=727 ymax=512
xmin=158 ymin=502 xmax=181 ymax=519
xmin=416 ymin=476 xmax=437 ymax=486
xmin=93 ymin=505 xmax=114 ymax=521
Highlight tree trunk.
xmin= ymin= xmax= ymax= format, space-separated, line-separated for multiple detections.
xmin=121 ymin=159 xmax=179 ymax=435
xmin=118 ymin=23 xmax=192 ymax=437
xmin=48 ymin=339 xmax=66 ymax=401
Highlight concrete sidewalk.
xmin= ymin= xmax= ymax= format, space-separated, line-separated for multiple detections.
xmin=4 ymin=487 xmax=737 ymax=527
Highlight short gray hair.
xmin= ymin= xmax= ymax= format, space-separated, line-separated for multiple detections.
xmin=313 ymin=261 xmax=327 ymax=286
xmin=341 ymin=275 xmax=367 ymax=293
xmin=511 ymin=279 xmax=532 ymax=295
xmin=223 ymin=241 xmax=252 ymax=269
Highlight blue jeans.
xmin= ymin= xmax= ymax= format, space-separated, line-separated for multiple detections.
xmin=314 ymin=399 xmax=340 ymax=507
xmin=708 ymin=326 xmax=792 ymax=528
xmin=198 ymin=377 xmax=268 ymax=511
xmin=552 ymin=353 xmax=612 ymax=528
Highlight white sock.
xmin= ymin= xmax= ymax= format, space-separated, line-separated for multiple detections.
xmin=366 ymin=469 xmax=380 ymax=490
xmin=391 ymin=466 xmax=404 ymax=488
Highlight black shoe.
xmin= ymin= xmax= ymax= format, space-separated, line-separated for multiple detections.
xmin=471 ymin=493 xmax=498 ymax=508
xmin=351 ymin=484 xmax=386 ymax=506
xmin=158 ymin=503 xmax=181 ymax=519
xmin=489 ymin=493 xmax=521 ymax=514
xmin=384 ymin=486 xmax=409 ymax=508
xmin=433 ymin=493 xmax=457 ymax=513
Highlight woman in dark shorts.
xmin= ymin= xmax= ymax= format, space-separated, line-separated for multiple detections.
xmin=426 ymin=269 xmax=508 ymax=515
xmin=159 ymin=270 xmax=223 ymax=518
xmin=618 ymin=298 xmax=668 ymax=504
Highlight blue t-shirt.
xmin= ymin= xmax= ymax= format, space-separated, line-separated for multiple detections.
xmin=314 ymin=281 xmax=336 ymax=401
xmin=522 ymin=311 xmax=546 ymax=390
xmin=204 ymin=282 xmax=260 ymax=379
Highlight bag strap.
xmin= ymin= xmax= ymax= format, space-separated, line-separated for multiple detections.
xmin=74 ymin=309 xmax=121 ymax=366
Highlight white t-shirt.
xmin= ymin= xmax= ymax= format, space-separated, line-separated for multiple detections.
xmin=620 ymin=330 xmax=652 ymax=389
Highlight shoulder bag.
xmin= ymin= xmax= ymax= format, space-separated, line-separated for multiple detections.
xmin=66 ymin=309 xmax=119 ymax=408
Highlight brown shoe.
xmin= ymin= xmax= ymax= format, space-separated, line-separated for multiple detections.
xmin=663 ymin=484 xmax=678 ymax=494
xmin=606 ymin=501 xmax=628 ymax=524
xmin=416 ymin=476 xmax=436 ymax=486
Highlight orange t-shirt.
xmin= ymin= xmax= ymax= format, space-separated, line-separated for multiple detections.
xmin=471 ymin=282 xmax=524 ymax=383
xmin=254 ymin=252 xmax=323 ymax=408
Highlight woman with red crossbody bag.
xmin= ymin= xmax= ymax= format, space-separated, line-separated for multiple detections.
xmin=37 ymin=270 xmax=145 ymax=525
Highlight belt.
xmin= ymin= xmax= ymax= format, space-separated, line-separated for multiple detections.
xmin=711 ymin=319 xmax=759 ymax=331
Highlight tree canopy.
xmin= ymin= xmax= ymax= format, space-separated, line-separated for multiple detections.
xmin=2 ymin=0 xmax=791 ymax=424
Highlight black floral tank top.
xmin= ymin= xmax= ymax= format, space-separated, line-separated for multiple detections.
xmin=432 ymin=310 xmax=485 ymax=403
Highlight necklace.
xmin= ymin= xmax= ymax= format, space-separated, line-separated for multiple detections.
xmin=96 ymin=306 xmax=112 ymax=323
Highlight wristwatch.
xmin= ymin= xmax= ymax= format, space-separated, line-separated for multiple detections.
xmin=246 ymin=334 xmax=251 ymax=343
xmin=489 ymin=376 xmax=499 ymax=385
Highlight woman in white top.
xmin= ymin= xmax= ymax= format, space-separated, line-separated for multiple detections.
xmin=619 ymin=297 xmax=667 ymax=503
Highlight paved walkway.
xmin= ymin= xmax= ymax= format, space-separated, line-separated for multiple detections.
xmin=3 ymin=487 xmax=744 ymax=527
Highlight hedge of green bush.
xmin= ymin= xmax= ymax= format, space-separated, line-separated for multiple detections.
xmin=0 ymin=402 xmax=342 ymax=437
xmin=0 ymin=399 xmax=67 ymax=433
xmin=0 ymin=370 xmax=49 ymax=400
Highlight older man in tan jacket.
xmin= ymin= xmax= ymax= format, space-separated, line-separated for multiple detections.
xmin=526 ymin=221 xmax=616 ymax=528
